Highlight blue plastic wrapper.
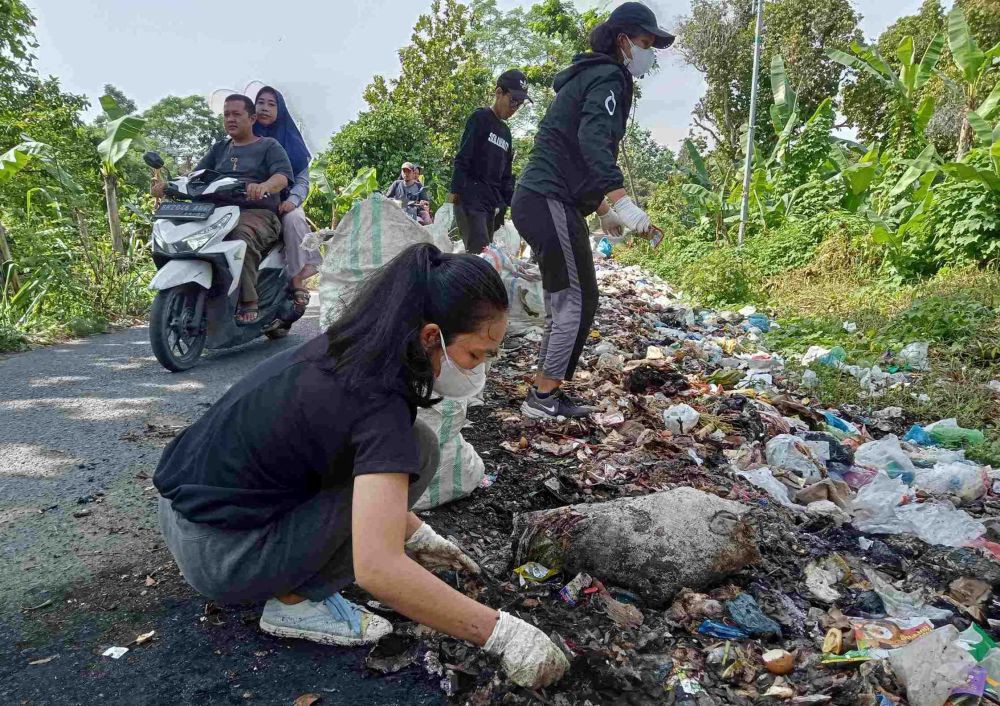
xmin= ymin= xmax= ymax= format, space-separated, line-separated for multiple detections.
xmin=822 ymin=411 xmax=859 ymax=436
xmin=697 ymin=620 xmax=749 ymax=640
xmin=598 ymin=237 xmax=613 ymax=257
xmin=818 ymin=346 xmax=847 ymax=366
xmin=746 ymin=313 xmax=771 ymax=332
xmin=725 ymin=593 xmax=782 ymax=638
xmin=903 ymin=424 xmax=934 ymax=446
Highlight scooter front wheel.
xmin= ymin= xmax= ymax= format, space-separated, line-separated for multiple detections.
xmin=150 ymin=285 xmax=207 ymax=372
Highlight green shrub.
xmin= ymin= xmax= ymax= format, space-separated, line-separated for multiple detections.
xmin=926 ymin=169 xmax=1000 ymax=268
xmin=886 ymin=292 xmax=996 ymax=344
xmin=682 ymin=246 xmax=757 ymax=306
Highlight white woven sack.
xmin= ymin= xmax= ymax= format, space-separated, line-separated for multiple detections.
xmin=413 ymin=397 xmax=485 ymax=510
xmin=319 ymin=193 xmax=434 ymax=327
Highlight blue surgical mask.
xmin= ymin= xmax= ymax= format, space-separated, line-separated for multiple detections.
xmin=624 ymin=39 xmax=655 ymax=78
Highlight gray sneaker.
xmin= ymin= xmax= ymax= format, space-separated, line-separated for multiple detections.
xmin=521 ymin=387 xmax=596 ymax=419
xmin=259 ymin=593 xmax=392 ymax=646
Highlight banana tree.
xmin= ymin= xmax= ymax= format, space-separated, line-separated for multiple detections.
xmin=96 ymin=94 xmax=145 ymax=254
xmin=306 ymin=159 xmax=378 ymax=228
xmin=675 ymin=139 xmax=741 ymax=240
xmin=828 ymin=32 xmax=944 ymax=139
xmin=0 ymin=140 xmax=54 ymax=292
xmin=947 ymin=6 xmax=1000 ymax=159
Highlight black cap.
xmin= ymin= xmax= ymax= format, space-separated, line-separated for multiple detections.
xmin=608 ymin=2 xmax=675 ymax=49
xmin=497 ymin=69 xmax=532 ymax=104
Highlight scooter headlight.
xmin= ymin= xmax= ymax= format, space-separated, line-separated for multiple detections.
xmin=174 ymin=213 xmax=235 ymax=254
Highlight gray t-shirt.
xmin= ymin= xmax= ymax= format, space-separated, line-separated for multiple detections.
xmin=385 ymin=179 xmax=429 ymax=204
xmin=195 ymin=137 xmax=294 ymax=187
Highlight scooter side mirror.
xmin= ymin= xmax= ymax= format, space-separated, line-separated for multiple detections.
xmin=143 ymin=151 xmax=165 ymax=170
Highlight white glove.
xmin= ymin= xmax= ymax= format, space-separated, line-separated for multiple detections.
xmin=598 ymin=208 xmax=625 ymax=237
xmin=484 ymin=611 xmax=569 ymax=689
xmin=405 ymin=523 xmax=481 ymax=574
xmin=611 ymin=196 xmax=652 ymax=235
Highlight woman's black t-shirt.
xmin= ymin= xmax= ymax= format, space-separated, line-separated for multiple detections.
xmin=153 ymin=334 xmax=420 ymax=529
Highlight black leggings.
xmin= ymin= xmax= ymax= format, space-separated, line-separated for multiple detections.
xmin=511 ymin=187 xmax=598 ymax=381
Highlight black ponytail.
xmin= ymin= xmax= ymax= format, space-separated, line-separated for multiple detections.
xmin=588 ymin=21 xmax=647 ymax=59
xmin=325 ymin=243 xmax=508 ymax=407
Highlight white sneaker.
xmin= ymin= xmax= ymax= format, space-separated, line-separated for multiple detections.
xmin=259 ymin=593 xmax=392 ymax=646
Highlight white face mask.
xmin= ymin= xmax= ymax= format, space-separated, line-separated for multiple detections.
xmin=433 ymin=330 xmax=486 ymax=400
xmin=623 ymin=38 xmax=655 ymax=78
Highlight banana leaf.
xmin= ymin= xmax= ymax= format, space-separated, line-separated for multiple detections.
xmin=948 ymin=6 xmax=985 ymax=84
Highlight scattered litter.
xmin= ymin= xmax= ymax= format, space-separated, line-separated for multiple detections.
xmin=697 ymin=620 xmax=748 ymax=640
xmin=512 ymin=563 xmax=557 ymax=586
xmin=887 ymin=626 xmax=976 ymax=706
xmin=558 ymin=573 xmax=593 ymax=606
xmin=102 ymin=647 xmax=129 ymax=659
xmin=292 ymin=694 xmax=323 ymax=706
xmin=899 ymin=341 xmax=929 ymax=371
xmin=726 ymin=593 xmax=781 ymax=638
xmin=804 ymin=556 xmax=848 ymax=604
xmin=763 ymin=649 xmax=795 ymax=675
xmin=132 ymin=630 xmax=156 ymax=646
xmin=28 ymin=655 xmax=57 ymax=665
xmin=662 ymin=404 xmax=700 ymax=435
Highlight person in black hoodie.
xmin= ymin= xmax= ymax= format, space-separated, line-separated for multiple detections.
xmin=449 ymin=70 xmax=531 ymax=254
xmin=513 ymin=2 xmax=673 ymax=420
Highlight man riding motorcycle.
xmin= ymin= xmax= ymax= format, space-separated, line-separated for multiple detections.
xmin=385 ymin=162 xmax=431 ymax=225
xmin=152 ymin=94 xmax=293 ymax=324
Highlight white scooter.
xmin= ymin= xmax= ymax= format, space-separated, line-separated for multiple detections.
xmin=143 ymin=151 xmax=302 ymax=372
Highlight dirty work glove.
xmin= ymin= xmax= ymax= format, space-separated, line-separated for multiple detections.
xmin=484 ymin=611 xmax=569 ymax=689
xmin=405 ymin=523 xmax=481 ymax=574
xmin=598 ymin=208 xmax=625 ymax=237
xmin=611 ymin=196 xmax=652 ymax=235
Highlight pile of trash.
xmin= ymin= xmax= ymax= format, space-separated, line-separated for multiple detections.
xmin=321 ymin=204 xmax=1000 ymax=704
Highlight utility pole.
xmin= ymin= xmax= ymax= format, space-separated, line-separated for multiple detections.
xmin=738 ymin=0 xmax=765 ymax=248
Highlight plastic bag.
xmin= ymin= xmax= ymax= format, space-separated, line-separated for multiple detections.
xmin=663 ymin=404 xmax=700 ymax=435
xmin=887 ymin=626 xmax=977 ymax=706
xmin=863 ymin=568 xmax=953 ymax=620
xmin=494 ymin=221 xmax=523 ymax=257
xmin=852 ymin=474 xmax=986 ymax=547
xmin=897 ymin=501 xmax=987 ymax=547
xmin=899 ymin=341 xmax=930 ymax=371
xmin=903 ymin=424 xmax=934 ymax=446
xmin=425 ymin=203 xmax=457 ymax=252
xmin=854 ymin=435 xmax=917 ymax=482
xmin=737 ymin=468 xmax=801 ymax=511
xmin=765 ymin=434 xmax=826 ymax=483
xmin=912 ymin=461 xmax=988 ymax=504
xmin=479 ymin=245 xmax=544 ymax=334
xmin=852 ymin=473 xmax=916 ymax=534
xmin=925 ymin=418 xmax=986 ymax=448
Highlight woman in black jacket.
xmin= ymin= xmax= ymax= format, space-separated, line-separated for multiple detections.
xmin=513 ymin=2 xmax=673 ymax=420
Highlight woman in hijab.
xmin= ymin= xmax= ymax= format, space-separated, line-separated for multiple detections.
xmin=254 ymin=86 xmax=321 ymax=316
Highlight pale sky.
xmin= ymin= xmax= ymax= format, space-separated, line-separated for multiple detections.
xmin=27 ymin=0 xmax=938 ymax=152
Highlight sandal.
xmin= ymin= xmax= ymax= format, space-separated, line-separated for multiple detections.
xmin=236 ymin=304 xmax=259 ymax=325
xmin=291 ymin=288 xmax=311 ymax=316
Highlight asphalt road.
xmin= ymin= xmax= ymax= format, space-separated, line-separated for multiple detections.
xmin=0 ymin=305 xmax=443 ymax=705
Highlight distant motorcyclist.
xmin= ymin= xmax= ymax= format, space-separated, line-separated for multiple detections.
xmin=385 ymin=162 xmax=431 ymax=225
xmin=152 ymin=94 xmax=293 ymax=324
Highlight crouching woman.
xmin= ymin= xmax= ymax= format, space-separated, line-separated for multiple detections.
xmin=153 ymin=243 xmax=567 ymax=689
